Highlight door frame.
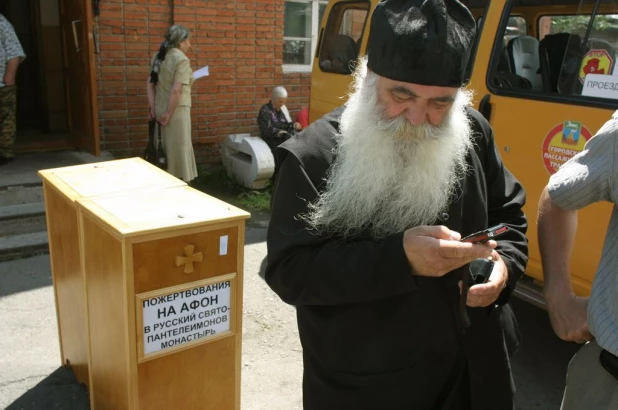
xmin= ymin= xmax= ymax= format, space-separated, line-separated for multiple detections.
xmin=84 ymin=0 xmax=100 ymax=156
xmin=59 ymin=0 xmax=100 ymax=156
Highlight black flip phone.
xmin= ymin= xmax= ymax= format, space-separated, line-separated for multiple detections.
xmin=460 ymin=224 xmax=509 ymax=244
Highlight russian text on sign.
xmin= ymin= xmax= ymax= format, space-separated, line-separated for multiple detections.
xmin=582 ymin=74 xmax=618 ymax=99
xmin=141 ymin=280 xmax=232 ymax=355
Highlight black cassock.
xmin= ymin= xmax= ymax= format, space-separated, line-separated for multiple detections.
xmin=265 ymin=107 xmax=528 ymax=410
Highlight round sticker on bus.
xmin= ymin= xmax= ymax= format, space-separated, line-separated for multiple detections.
xmin=542 ymin=121 xmax=592 ymax=175
xmin=579 ymin=49 xmax=614 ymax=84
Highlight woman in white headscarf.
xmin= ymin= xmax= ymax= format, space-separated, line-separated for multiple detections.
xmin=147 ymin=24 xmax=197 ymax=182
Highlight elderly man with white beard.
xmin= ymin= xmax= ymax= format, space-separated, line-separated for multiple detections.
xmin=264 ymin=1 xmax=528 ymax=409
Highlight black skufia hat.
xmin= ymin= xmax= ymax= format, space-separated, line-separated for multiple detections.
xmin=367 ymin=0 xmax=476 ymax=87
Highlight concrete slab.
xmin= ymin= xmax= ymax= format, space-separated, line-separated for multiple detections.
xmin=0 ymin=185 xmax=43 ymax=207
xmin=0 ymin=254 xmax=61 ymax=408
xmin=0 ymin=151 xmax=115 ymax=188
xmin=0 ymin=213 xmax=47 ymax=237
xmin=0 ymin=202 xmax=45 ymax=220
xmin=0 ymin=232 xmax=49 ymax=262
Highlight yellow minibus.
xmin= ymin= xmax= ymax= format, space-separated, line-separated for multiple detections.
xmin=310 ymin=0 xmax=618 ymax=307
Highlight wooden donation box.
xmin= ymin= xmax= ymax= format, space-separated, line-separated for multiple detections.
xmin=39 ymin=158 xmax=186 ymax=387
xmin=40 ymin=158 xmax=249 ymax=409
xmin=75 ymin=185 xmax=249 ymax=409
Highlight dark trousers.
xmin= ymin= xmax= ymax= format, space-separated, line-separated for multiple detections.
xmin=0 ymin=85 xmax=17 ymax=158
xmin=264 ymin=133 xmax=291 ymax=180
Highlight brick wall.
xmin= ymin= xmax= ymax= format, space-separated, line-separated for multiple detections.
xmin=95 ymin=0 xmax=311 ymax=166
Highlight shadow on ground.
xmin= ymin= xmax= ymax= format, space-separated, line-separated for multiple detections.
xmin=510 ymin=297 xmax=581 ymax=409
xmin=0 ymin=254 xmax=52 ymax=297
xmin=5 ymin=367 xmax=89 ymax=410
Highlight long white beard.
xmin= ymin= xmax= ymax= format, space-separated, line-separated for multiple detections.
xmin=303 ymin=62 xmax=474 ymax=239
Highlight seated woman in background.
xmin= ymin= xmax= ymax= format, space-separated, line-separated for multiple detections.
xmin=257 ymin=86 xmax=302 ymax=175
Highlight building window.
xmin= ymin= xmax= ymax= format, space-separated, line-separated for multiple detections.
xmin=283 ymin=0 xmax=328 ymax=73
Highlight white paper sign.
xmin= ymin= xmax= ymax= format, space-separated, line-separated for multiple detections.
xmin=582 ymin=74 xmax=618 ymax=100
xmin=193 ymin=65 xmax=209 ymax=79
xmin=220 ymin=235 xmax=228 ymax=256
xmin=141 ymin=280 xmax=231 ymax=355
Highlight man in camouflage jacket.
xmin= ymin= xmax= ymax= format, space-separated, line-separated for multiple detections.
xmin=0 ymin=13 xmax=26 ymax=166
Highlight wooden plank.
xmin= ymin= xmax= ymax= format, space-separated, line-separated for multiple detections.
xmin=41 ymin=180 xmax=90 ymax=386
xmin=81 ymin=213 xmax=130 ymax=409
xmin=234 ymin=223 xmax=247 ymax=410
xmin=76 ymin=186 xmax=249 ymax=236
xmin=39 ymin=158 xmax=185 ymax=201
xmin=124 ymin=239 xmax=139 ymax=409
xmin=132 ymin=227 xmax=239 ymax=294
xmin=137 ymin=337 xmax=237 ymax=410
xmin=130 ymin=220 xmax=243 ymax=244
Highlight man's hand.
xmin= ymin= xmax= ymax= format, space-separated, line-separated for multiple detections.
xmin=158 ymin=111 xmax=172 ymax=126
xmin=547 ymin=293 xmax=592 ymax=343
xmin=403 ymin=225 xmax=495 ymax=277
xmin=149 ymin=107 xmax=156 ymax=120
xmin=465 ymin=251 xmax=508 ymax=307
xmin=294 ymin=122 xmax=302 ymax=131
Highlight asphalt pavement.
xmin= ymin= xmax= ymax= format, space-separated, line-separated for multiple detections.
xmin=0 ymin=226 xmax=582 ymax=410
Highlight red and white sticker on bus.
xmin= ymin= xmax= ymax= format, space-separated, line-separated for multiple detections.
xmin=579 ymin=49 xmax=614 ymax=83
xmin=542 ymin=121 xmax=592 ymax=175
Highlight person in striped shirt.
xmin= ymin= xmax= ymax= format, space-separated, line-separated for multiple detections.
xmin=538 ymin=110 xmax=618 ymax=409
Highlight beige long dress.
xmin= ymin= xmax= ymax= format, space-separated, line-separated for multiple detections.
xmin=152 ymin=48 xmax=198 ymax=182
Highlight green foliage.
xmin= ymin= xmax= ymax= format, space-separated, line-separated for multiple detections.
xmin=550 ymin=15 xmax=591 ymax=33
xmin=190 ymin=166 xmax=272 ymax=214
xmin=549 ymin=14 xmax=618 ymax=37
xmin=236 ymin=190 xmax=272 ymax=213
xmin=191 ymin=166 xmax=237 ymax=191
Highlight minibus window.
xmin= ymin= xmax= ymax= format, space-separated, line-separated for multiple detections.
xmin=318 ymin=1 xmax=370 ymax=75
xmin=489 ymin=0 xmax=618 ymax=106
xmin=505 ymin=16 xmax=527 ymax=43
xmin=542 ymin=6 xmax=618 ymax=99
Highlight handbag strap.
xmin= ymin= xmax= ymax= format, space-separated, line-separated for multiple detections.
xmin=148 ymin=119 xmax=156 ymax=142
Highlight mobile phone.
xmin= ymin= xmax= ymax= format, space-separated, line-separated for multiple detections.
xmin=460 ymin=224 xmax=509 ymax=243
